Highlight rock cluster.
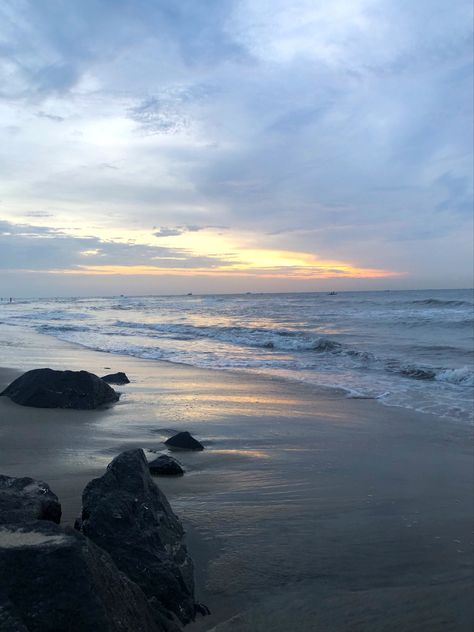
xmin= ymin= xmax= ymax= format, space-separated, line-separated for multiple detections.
xmin=149 ymin=455 xmax=185 ymax=476
xmin=77 ymin=449 xmax=195 ymax=625
xmin=0 ymin=450 xmax=203 ymax=632
xmin=0 ymin=521 xmax=161 ymax=632
xmin=0 ymin=475 xmax=61 ymax=525
xmin=101 ymin=372 xmax=130 ymax=384
xmin=165 ymin=431 xmax=204 ymax=451
xmin=0 ymin=368 xmax=119 ymax=410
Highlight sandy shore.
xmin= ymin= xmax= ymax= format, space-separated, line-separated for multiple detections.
xmin=0 ymin=322 xmax=472 ymax=630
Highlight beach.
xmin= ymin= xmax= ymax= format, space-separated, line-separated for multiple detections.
xmin=0 ymin=322 xmax=472 ymax=631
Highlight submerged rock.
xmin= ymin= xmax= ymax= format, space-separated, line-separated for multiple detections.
xmin=149 ymin=455 xmax=184 ymax=476
xmin=0 ymin=475 xmax=61 ymax=525
xmin=164 ymin=432 xmax=204 ymax=452
xmin=0 ymin=520 xmax=162 ymax=632
xmin=101 ymin=372 xmax=130 ymax=385
xmin=76 ymin=449 xmax=197 ymax=625
xmin=0 ymin=368 xmax=119 ymax=410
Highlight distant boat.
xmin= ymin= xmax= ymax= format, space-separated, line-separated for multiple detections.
xmin=186 ymin=293 xmax=193 ymax=296
xmin=328 ymin=291 xmax=337 ymax=295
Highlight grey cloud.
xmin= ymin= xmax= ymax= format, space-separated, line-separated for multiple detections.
xmin=23 ymin=211 xmax=53 ymax=218
xmin=128 ymin=85 xmax=214 ymax=135
xmin=153 ymin=227 xmax=185 ymax=237
xmin=436 ymin=172 xmax=473 ymax=216
xmin=0 ymin=0 xmax=245 ymax=102
xmin=153 ymin=225 xmax=207 ymax=237
xmin=36 ymin=111 xmax=65 ymax=122
xmin=0 ymin=220 xmax=228 ymax=271
xmin=0 ymin=0 xmax=471 ymax=292
xmin=129 ymin=96 xmax=190 ymax=135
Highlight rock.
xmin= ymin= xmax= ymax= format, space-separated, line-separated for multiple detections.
xmin=0 ymin=520 xmax=164 ymax=632
xmin=0 ymin=368 xmax=119 ymax=410
xmin=164 ymin=432 xmax=204 ymax=452
xmin=101 ymin=372 xmax=130 ymax=385
xmin=77 ymin=449 xmax=197 ymax=625
xmin=0 ymin=475 xmax=61 ymax=525
xmin=149 ymin=455 xmax=184 ymax=476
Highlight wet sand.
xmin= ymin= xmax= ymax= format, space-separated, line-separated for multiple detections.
xmin=0 ymin=322 xmax=472 ymax=631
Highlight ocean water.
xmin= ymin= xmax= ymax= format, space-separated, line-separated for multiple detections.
xmin=0 ymin=289 xmax=472 ymax=423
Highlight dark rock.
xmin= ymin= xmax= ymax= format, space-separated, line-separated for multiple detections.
xmin=0 ymin=368 xmax=119 ymax=410
xmin=0 ymin=520 xmax=164 ymax=632
xmin=164 ymin=432 xmax=204 ymax=452
xmin=77 ymin=449 xmax=197 ymax=625
xmin=194 ymin=603 xmax=211 ymax=617
xmin=0 ymin=475 xmax=61 ymax=525
xmin=149 ymin=455 xmax=184 ymax=476
xmin=101 ymin=372 xmax=130 ymax=385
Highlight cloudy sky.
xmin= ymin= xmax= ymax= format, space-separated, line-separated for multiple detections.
xmin=0 ymin=0 xmax=472 ymax=296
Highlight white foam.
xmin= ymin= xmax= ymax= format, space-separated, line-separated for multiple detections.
xmin=436 ymin=366 xmax=474 ymax=386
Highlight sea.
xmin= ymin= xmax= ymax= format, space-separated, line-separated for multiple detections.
xmin=1 ymin=288 xmax=472 ymax=424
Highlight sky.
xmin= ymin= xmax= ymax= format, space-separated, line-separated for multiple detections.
xmin=0 ymin=0 xmax=472 ymax=297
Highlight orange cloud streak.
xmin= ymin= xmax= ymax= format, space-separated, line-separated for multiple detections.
xmin=52 ymin=262 xmax=400 ymax=279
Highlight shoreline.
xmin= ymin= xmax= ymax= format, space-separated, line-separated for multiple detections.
xmin=0 ymin=324 xmax=473 ymax=630
xmin=0 ymin=320 xmax=471 ymax=429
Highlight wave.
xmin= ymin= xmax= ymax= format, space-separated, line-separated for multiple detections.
xmin=397 ymin=366 xmax=437 ymax=380
xmin=411 ymin=298 xmax=472 ymax=307
xmin=385 ymin=361 xmax=474 ymax=385
xmin=436 ymin=366 xmax=474 ymax=387
xmin=25 ymin=317 xmax=474 ymax=391
xmin=38 ymin=324 xmax=91 ymax=334
xmin=112 ymin=320 xmax=354 ymax=353
xmin=9 ymin=310 xmax=89 ymax=321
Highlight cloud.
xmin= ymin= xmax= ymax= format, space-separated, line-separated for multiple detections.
xmin=0 ymin=0 xmax=471 ymax=293
xmin=153 ymin=227 xmax=185 ymax=238
xmin=152 ymin=225 xmax=206 ymax=237
xmin=128 ymin=86 xmax=213 ymax=135
xmin=23 ymin=211 xmax=53 ymax=218
xmin=436 ymin=172 xmax=473 ymax=216
xmin=128 ymin=96 xmax=190 ymax=136
xmin=0 ymin=220 xmax=227 ymax=271
xmin=36 ymin=111 xmax=65 ymax=122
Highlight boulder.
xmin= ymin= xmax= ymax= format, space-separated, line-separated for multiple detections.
xmin=0 ymin=368 xmax=119 ymax=410
xmin=149 ymin=455 xmax=184 ymax=476
xmin=0 ymin=475 xmax=61 ymax=525
xmin=76 ymin=449 xmax=197 ymax=625
xmin=164 ymin=432 xmax=204 ymax=452
xmin=0 ymin=520 xmax=164 ymax=632
xmin=101 ymin=372 xmax=130 ymax=385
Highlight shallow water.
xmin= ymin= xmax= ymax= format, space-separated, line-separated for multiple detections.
xmin=0 ymin=288 xmax=472 ymax=422
xmin=0 ymin=328 xmax=472 ymax=631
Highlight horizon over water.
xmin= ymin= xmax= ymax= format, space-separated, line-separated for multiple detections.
xmin=1 ymin=288 xmax=473 ymax=423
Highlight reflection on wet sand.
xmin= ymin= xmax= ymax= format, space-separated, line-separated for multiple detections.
xmin=0 ymin=323 xmax=472 ymax=632
xmin=208 ymin=449 xmax=270 ymax=459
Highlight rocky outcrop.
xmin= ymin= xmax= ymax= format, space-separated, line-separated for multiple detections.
xmin=0 ymin=368 xmax=119 ymax=410
xmin=0 ymin=475 xmax=61 ymax=525
xmin=149 ymin=455 xmax=184 ymax=476
xmin=164 ymin=432 xmax=204 ymax=451
xmin=0 ymin=520 xmax=162 ymax=632
xmin=101 ymin=372 xmax=130 ymax=385
xmin=76 ymin=449 xmax=196 ymax=625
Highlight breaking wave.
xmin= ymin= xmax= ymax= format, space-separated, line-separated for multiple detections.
xmin=1 ymin=289 xmax=472 ymax=423
xmin=411 ymin=298 xmax=472 ymax=307
xmin=436 ymin=366 xmax=474 ymax=387
xmin=113 ymin=320 xmax=357 ymax=354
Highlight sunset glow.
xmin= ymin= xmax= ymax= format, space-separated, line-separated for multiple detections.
xmin=0 ymin=0 xmax=471 ymax=296
xmin=55 ymin=252 xmax=400 ymax=279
